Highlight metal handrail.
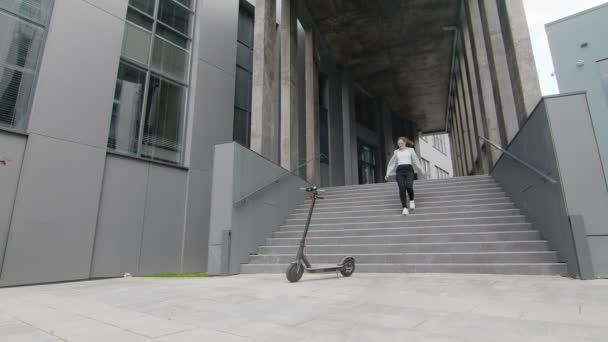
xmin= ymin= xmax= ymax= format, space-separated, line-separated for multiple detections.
xmin=234 ymin=154 xmax=327 ymax=206
xmin=479 ymin=136 xmax=557 ymax=184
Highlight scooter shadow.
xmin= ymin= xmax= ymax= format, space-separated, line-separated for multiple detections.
xmin=287 ymin=274 xmax=347 ymax=283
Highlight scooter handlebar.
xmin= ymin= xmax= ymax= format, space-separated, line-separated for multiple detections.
xmin=299 ymin=187 xmax=325 ymax=193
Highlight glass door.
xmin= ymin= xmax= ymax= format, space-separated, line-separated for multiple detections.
xmin=358 ymin=141 xmax=377 ymax=184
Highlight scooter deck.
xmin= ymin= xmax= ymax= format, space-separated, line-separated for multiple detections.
xmin=306 ymin=266 xmax=342 ymax=273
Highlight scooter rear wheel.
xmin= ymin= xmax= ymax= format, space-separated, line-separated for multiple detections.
xmin=286 ymin=262 xmax=304 ymax=283
xmin=340 ymin=257 xmax=355 ymax=277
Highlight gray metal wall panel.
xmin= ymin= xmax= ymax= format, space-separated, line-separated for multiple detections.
xmin=182 ymin=169 xmax=212 ymax=273
xmin=0 ymin=135 xmax=106 ymax=286
xmin=189 ymin=61 xmax=236 ymax=171
xmin=197 ymin=0 xmax=239 ymax=75
xmin=207 ymin=143 xmax=236 ymax=275
xmin=547 ymin=5 xmax=608 ymax=184
xmin=545 ymin=95 xmax=608 ymax=236
xmin=229 ymin=143 xmax=308 ymax=273
xmin=588 ymin=236 xmax=608 ymax=277
xmin=27 ymin=0 xmax=124 ymax=148
xmin=90 ymin=155 xmax=148 ymax=278
xmin=492 ymin=102 xmax=579 ymax=276
xmin=0 ymin=133 xmax=27 ymax=271
xmin=138 ymin=165 xmax=188 ymax=274
xmin=84 ymin=0 xmax=128 ymax=19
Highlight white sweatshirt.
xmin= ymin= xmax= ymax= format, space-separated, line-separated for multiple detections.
xmin=385 ymin=148 xmax=425 ymax=177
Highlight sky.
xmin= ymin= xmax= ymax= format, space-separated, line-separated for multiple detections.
xmin=523 ymin=0 xmax=608 ymax=95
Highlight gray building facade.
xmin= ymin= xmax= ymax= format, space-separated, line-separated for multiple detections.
xmin=0 ymin=0 xmax=552 ymax=286
xmin=547 ymin=3 xmax=608 ymax=185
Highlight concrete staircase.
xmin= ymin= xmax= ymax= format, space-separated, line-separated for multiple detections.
xmin=240 ymin=176 xmax=568 ymax=275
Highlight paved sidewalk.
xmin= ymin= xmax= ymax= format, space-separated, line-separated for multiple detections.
xmin=0 ymin=273 xmax=607 ymax=341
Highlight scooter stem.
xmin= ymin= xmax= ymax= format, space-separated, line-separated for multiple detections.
xmin=296 ymin=191 xmax=317 ymax=261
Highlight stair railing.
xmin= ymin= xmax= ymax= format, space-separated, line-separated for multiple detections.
xmin=233 ymin=154 xmax=327 ymax=207
xmin=479 ymin=136 xmax=557 ymax=184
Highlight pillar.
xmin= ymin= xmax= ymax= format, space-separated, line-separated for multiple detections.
xmin=461 ymin=11 xmax=492 ymax=173
xmin=465 ymin=0 xmax=503 ymax=164
xmin=456 ymin=60 xmax=476 ymax=174
xmin=497 ymin=0 xmax=542 ymax=119
xmin=305 ymin=29 xmax=320 ymax=185
xmin=479 ymin=0 xmax=519 ymax=143
xmin=455 ymin=76 xmax=472 ymax=174
xmin=280 ymin=0 xmax=299 ymax=171
xmin=250 ymin=0 xmax=277 ymax=160
xmin=458 ymin=48 xmax=483 ymax=173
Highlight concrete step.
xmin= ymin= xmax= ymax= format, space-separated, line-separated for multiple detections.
xmin=321 ymin=175 xmax=494 ymax=191
xmin=248 ymin=251 xmax=559 ymax=264
xmin=257 ymin=240 xmax=551 ymax=254
xmin=312 ymin=186 xmax=503 ymax=202
xmin=273 ymin=223 xmax=534 ymax=238
xmin=324 ymin=181 xmax=499 ymax=197
xmin=265 ymin=231 xmax=541 ymax=246
xmin=310 ymin=191 xmax=506 ymax=206
xmin=296 ymin=197 xmax=511 ymax=212
xmin=289 ymin=203 xmax=516 ymax=219
xmin=284 ymin=209 xmax=522 ymax=225
xmin=280 ymin=215 xmax=529 ymax=231
xmin=240 ymin=263 xmax=568 ymax=276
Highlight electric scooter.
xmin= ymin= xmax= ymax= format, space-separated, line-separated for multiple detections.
xmin=286 ymin=186 xmax=355 ymax=283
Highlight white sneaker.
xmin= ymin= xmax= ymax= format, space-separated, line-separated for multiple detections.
xmin=402 ymin=208 xmax=409 ymax=216
xmin=409 ymin=201 xmax=415 ymax=210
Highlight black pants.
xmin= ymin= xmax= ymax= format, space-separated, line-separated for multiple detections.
xmin=396 ymin=165 xmax=415 ymax=208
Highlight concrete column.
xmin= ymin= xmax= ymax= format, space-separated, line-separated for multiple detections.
xmin=250 ymin=0 xmax=277 ymax=160
xmin=465 ymin=0 xmax=503 ymax=164
xmin=479 ymin=0 xmax=519 ymax=143
xmin=455 ymin=75 xmax=472 ymax=174
xmin=305 ymin=29 xmax=320 ymax=185
xmin=454 ymin=114 xmax=466 ymax=176
xmin=461 ymin=13 xmax=491 ymax=173
xmin=449 ymin=125 xmax=462 ymax=177
xmin=458 ymin=47 xmax=483 ymax=173
xmin=456 ymin=58 xmax=477 ymax=173
xmin=451 ymin=102 xmax=466 ymax=176
xmin=280 ymin=0 xmax=298 ymax=171
xmin=497 ymin=0 xmax=542 ymax=119
xmin=341 ymin=71 xmax=357 ymax=185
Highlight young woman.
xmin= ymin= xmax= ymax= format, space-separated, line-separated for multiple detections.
xmin=385 ymin=137 xmax=426 ymax=216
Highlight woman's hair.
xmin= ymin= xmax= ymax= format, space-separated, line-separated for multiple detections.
xmin=397 ymin=137 xmax=414 ymax=147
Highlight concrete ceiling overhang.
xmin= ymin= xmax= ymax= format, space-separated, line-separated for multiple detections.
xmin=304 ymin=0 xmax=460 ymax=132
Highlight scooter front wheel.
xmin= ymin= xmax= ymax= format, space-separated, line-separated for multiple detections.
xmin=286 ymin=262 xmax=304 ymax=283
xmin=340 ymin=257 xmax=355 ymax=277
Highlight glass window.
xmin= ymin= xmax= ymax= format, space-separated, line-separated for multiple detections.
xmin=0 ymin=1 xmax=51 ymax=131
xmin=355 ymin=90 xmax=376 ymax=132
xmin=0 ymin=0 xmax=52 ymax=25
xmin=235 ymin=67 xmax=251 ymax=110
xmin=157 ymin=0 xmax=191 ymax=36
xmin=122 ymin=23 xmax=152 ymax=65
xmin=233 ymin=6 xmax=253 ymax=147
xmin=129 ymin=0 xmax=156 ymax=16
xmin=358 ymin=141 xmax=376 ymax=184
xmin=109 ymin=0 xmax=194 ymax=164
xmin=420 ymin=158 xmax=431 ymax=178
xmin=432 ymin=134 xmax=447 ymax=154
xmin=142 ymin=76 xmax=186 ymax=164
xmin=233 ymin=108 xmax=250 ymax=147
xmin=108 ymin=63 xmax=146 ymax=154
xmin=151 ymin=36 xmax=189 ymax=83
